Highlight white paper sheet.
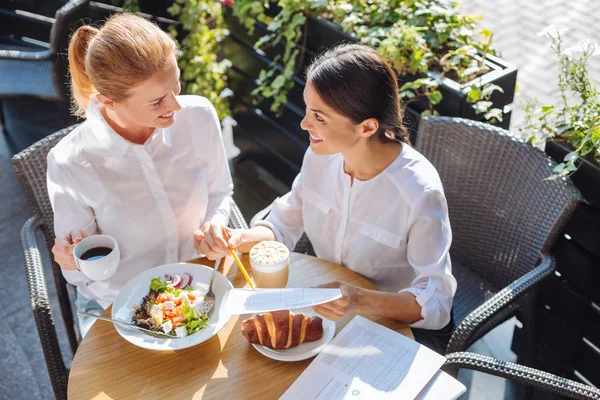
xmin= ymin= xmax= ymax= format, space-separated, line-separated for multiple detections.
xmin=414 ymin=370 xmax=466 ymax=400
xmin=280 ymin=315 xmax=446 ymax=400
xmin=225 ymin=288 xmax=343 ymax=315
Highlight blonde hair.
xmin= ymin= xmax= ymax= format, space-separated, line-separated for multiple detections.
xmin=68 ymin=13 xmax=178 ymax=118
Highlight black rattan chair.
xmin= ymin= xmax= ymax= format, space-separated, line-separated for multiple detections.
xmin=415 ymin=117 xmax=580 ymax=364
xmin=443 ymin=352 xmax=600 ymax=399
xmin=0 ymin=0 xmax=89 ymax=101
xmin=12 ymin=124 xmax=249 ymax=400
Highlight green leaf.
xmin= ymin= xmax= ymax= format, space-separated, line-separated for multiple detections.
xmin=482 ymin=84 xmax=504 ymax=97
xmin=460 ymin=66 xmax=481 ymax=78
xmin=555 ymin=123 xmax=571 ymax=134
xmin=480 ymin=28 xmax=492 ymax=38
xmin=564 ymin=151 xmax=579 ymax=162
xmin=182 ymin=300 xmax=198 ymax=321
xmin=467 ymin=87 xmax=482 ymax=103
xmin=484 ymin=108 xmax=503 ymax=122
xmin=271 ymin=75 xmax=286 ymax=89
xmin=267 ymin=21 xmax=281 ymax=32
xmin=150 ymin=277 xmax=168 ymax=293
xmin=399 ymin=90 xmax=416 ymax=99
xmin=400 ymin=80 xmax=423 ymax=91
xmin=427 ymin=91 xmax=443 ymax=105
xmin=552 ymin=163 xmax=566 ymax=174
xmin=473 ymin=101 xmax=493 ymax=114
xmin=540 ymin=105 xmax=555 ymax=113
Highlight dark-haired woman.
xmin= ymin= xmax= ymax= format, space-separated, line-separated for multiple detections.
xmin=196 ymin=44 xmax=456 ymax=352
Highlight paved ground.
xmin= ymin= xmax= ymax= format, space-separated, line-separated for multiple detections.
xmin=461 ymin=0 xmax=600 ymax=131
xmin=2 ymin=0 xmax=600 ymax=398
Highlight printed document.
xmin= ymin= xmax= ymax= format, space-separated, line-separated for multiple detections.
xmin=280 ymin=315 xmax=446 ymax=400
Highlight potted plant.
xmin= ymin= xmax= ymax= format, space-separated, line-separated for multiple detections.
xmin=519 ymin=25 xmax=600 ymax=207
xmin=226 ymin=0 xmax=517 ymax=130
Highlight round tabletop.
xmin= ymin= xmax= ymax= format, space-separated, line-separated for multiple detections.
xmin=68 ymin=253 xmax=413 ymax=399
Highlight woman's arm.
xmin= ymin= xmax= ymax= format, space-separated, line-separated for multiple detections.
xmin=312 ymin=281 xmax=422 ymax=323
xmin=203 ymin=104 xmax=234 ymax=226
xmin=47 ymin=151 xmax=98 ymax=283
xmin=398 ymin=188 xmax=456 ymax=330
xmin=197 ymin=150 xmax=311 ymax=259
xmin=314 ymin=188 xmax=456 ymax=328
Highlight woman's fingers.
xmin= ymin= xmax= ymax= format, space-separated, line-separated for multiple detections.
xmin=69 ymin=229 xmax=87 ymax=245
xmin=199 ymin=236 xmax=228 ymax=260
xmin=210 ymin=224 xmax=229 ymax=249
xmin=52 ymin=238 xmax=78 ymax=270
xmin=312 ymin=305 xmax=342 ymax=320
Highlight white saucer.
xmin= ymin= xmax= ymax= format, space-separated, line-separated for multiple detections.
xmin=250 ymin=307 xmax=336 ymax=362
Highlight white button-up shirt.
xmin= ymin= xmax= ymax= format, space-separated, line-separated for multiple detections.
xmin=47 ymin=95 xmax=233 ymax=308
xmin=255 ymin=145 xmax=456 ymax=330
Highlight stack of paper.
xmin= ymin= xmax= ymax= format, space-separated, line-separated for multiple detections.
xmin=280 ymin=316 xmax=465 ymax=400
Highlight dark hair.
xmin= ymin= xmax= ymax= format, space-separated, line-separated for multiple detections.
xmin=305 ymin=43 xmax=409 ymax=144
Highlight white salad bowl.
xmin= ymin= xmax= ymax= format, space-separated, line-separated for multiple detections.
xmin=111 ymin=262 xmax=233 ymax=351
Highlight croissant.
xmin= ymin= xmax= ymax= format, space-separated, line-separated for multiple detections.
xmin=241 ymin=310 xmax=324 ymax=349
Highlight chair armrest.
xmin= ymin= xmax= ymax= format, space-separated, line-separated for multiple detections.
xmin=443 ymin=352 xmax=600 ymax=400
xmin=249 ymin=204 xmax=272 ymax=227
xmin=21 ymin=217 xmax=68 ymax=399
xmin=447 ymin=255 xmax=555 ymax=354
xmin=229 ymin=199 xmax=249 ymax=230
xmin=0 ymin=49 xmax=52 ymax=61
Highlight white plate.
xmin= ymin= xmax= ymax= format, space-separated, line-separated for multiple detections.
xmin=112 ymin=262 xmax=233 ymax=351
xmin=250 ymin=307 xmax=335 ymax=362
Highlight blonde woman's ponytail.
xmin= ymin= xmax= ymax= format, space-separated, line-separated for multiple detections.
xmin=68 ymin=25 xmax=99 ymax=118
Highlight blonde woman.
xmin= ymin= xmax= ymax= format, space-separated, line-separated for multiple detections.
xmin=48 ymin=14 xmax=233 ymax=335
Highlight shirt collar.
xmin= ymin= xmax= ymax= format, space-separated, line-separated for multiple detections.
xmin=86 ymin=96 xmax=172 ymax=158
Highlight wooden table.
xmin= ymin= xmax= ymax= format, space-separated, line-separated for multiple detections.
xmin=68 ymin=253 xmax=413 ymax=399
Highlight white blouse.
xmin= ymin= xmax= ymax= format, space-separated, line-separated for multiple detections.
xmin=255 ymin=145 xmax=456 ymax=330
xmin=47 ymin=95 xmax=233 ymax=308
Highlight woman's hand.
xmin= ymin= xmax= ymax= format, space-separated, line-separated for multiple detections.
xmin=52 ymin=230 xmax=88 ymax=271
xmin=194 ymin=222 xmax=231 ymax=260
xmin=312 ymin=281 xmax=363 ymax=320
xmin=194 ymin=224 xmax=277 ymax=260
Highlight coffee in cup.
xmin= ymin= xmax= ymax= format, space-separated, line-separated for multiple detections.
xmin=73 ymin=234 xmax=120 ymax=281
xmin=249 ymin=241 xmax=290 ymax=288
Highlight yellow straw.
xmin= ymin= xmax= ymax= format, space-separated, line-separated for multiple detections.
xmin=229 ymin=247 xmax=256 ymax=291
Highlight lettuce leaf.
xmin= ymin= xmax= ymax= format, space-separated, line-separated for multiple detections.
xmin=150 ymin=277 xmax=168 ymax=293
xmin=185 ymin=318 xmax=209 ymax=335
xmin=165 ymin=286 xmax=182 ymax=297
xmin=182 ymin=301 xmax=209 ymax=334
xmin=182 ymin=300 xmax=198 ymax=321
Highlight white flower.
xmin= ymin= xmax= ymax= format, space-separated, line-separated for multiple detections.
xmin=219 ymin=58 xmax=233 ymax=69
xmin=219 ymin=88 xmax=234 ymax=98
xmin=337 ymin=3 xmax=353 ymax=13
xmin=222 ymin=29 xmax=230 ymax=37
xmin=564 ymin=39 xmax=599 ymax=58
xmin=537 ymin=24 xmax=568 ymax=38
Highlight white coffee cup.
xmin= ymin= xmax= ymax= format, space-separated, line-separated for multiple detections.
xmin=73 ymin=235 xmax=120 ymax=281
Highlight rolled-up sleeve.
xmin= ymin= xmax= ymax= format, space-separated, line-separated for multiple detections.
xmin=399 ymin=188 xmax=457 ymax=330
xmin=253 ymin=172 xmax=305 ymax=250
xmin=47 ymin=151 xmax=98 ymax=287
xmin=203 ymin=105 xmax=233 ymax=226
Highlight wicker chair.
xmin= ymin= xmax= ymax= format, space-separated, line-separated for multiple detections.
xmin=0 ymin=0 xmax=89 ymax=101
xmin=12 ymin=125 xmax=249 ymax=400
xmin=415 ymin=117 xmax=580 ymax=364
xmin=443 ymin=352 xmax=600 ymax=399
